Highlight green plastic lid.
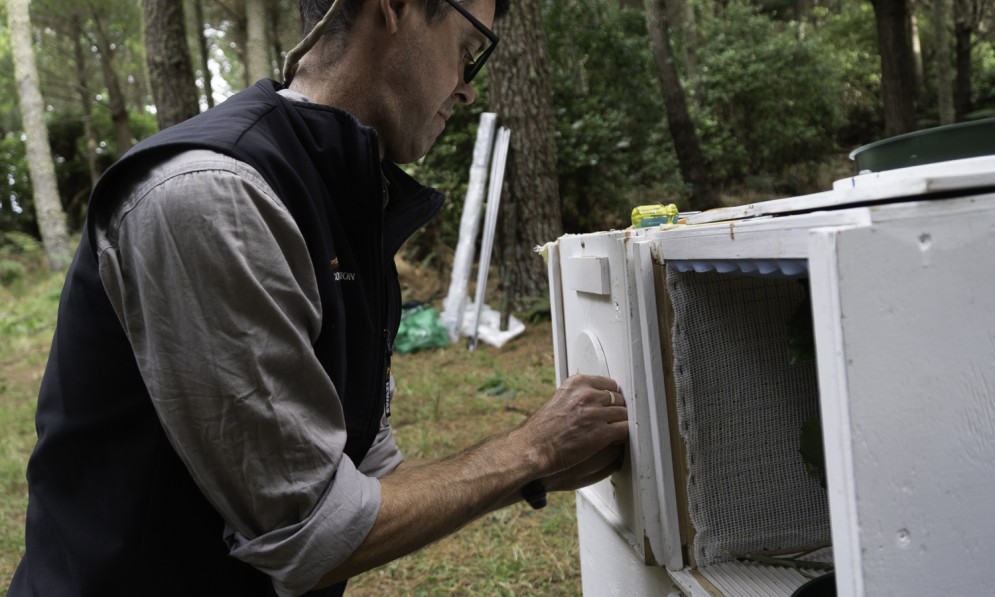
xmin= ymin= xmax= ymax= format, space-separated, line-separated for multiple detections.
xmin=849 ymin=117 xmax=995 ymax=173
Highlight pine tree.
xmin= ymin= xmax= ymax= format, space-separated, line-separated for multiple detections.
xmin=7 ymin=0 xmax=71 ymax=270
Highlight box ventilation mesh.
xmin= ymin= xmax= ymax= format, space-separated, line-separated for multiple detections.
xmin=667 ymin=265 xmax=830 ymax=567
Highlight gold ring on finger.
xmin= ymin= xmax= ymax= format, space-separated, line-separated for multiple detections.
xmin=605 ymin=389 xmax=616 ymax=406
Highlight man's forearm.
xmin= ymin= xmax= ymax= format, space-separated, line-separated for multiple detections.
xmin=311 ymin=374 xmax=628 ymax=589
xmin=313 ymin=426 xmax=539 ymax=586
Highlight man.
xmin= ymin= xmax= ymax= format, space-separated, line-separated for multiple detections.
xmin=9 ymin=0 xmax=628 ymax=595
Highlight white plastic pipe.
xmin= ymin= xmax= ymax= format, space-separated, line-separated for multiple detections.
xmin=440 ymin=113 xmax=497 ymax=342
xmin=469 ymin=126 xmax=511 ymax=351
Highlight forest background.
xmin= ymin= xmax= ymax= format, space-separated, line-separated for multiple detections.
xmin=1 ymin=0 xmax=993 ymax=298
xmin=1 ymin=0 xmax=994 ymax=592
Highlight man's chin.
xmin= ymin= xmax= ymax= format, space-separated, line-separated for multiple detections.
xmin=385 ymin=140 xmax=437 ymax=164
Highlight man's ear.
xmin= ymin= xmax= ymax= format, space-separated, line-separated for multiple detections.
xmin=379 ymin=0 xmax=412 ymax=34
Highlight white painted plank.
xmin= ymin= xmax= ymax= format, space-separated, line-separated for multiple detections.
xmin=645 ymin=209 xmax=871 ymax=261
xmin=686 ymin=155 xmax=995 ymax=225
xmin=557 ymin=232 xmax=642 ymax=560
xmin=576 ymin=490 xmax=679 ymax=596
xmin=631 ymin=240 xmax=684 ymax=571
xmin=809 ymin=226 xmax=866 ymax=597
xmin=545 ymin=241 xmax=568 ymax=386
xmin=562 ymin=255 xmax=611 ymax=295
xmin=820 ymin=206 xmax=995 ymax=595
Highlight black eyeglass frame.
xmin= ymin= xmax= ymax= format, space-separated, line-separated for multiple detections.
xmin=441 ymin=0 xmax=499 ymax=84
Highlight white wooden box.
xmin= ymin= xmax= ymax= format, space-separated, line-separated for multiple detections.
xmin=546 ymin=156 xmax=995 ymax=596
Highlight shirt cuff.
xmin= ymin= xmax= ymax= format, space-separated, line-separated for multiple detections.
xmin=227 ymin=457 xmax=381 ymax=597
xmin=358 ymin=424 xmax=404 ymax=479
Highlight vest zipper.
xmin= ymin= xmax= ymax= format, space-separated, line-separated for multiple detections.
xmin=380 ymin=169 xmax=391 ymax=422
xmin=383 ymin=328 xmax=392 ymax=418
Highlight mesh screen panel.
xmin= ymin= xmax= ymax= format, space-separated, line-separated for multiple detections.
xmin=667 ymin=265 xmax=830 ymax=567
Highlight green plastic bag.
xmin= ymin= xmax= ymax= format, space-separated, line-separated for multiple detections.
xmin=394 ymin=304 xmax=450 ymax=354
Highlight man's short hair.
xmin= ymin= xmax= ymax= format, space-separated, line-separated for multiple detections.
xmin=298 ymin=0 xmax=510 ymax=38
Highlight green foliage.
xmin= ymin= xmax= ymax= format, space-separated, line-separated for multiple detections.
xmin=521 ymin=296 xmax=552 ymax=324
xmin=0 ymin=231 xmax=43 ymax=286
xmin=47 ymin=117 xmax=101 ymax=230
xmin=0 ymin=230 xmax=42 ymax=254
xmin=1 ymin=0 xmax=993 ymax=246
xmin=0 ymin=134 xmax=34 ymax=236
xmin=0 ymin=10 xmax=20 ymax=134
xmin=405 ymin=2 xmax=684 ymax=246
xmin=405 ymin=2 xmax=691 ymax=244
xmin=0 ymin=259 xmax=25 ymax=285
xmin=478 ymin=372 xmax=517 ymax=399
xmin=0 ymin=251 xmax=65 ymax=587
xmin=970 ymin=43 xmax=995 ymax=116
xmin=0 ymin=106 xmax=152 ymax=238
xmin=545 ymin=1 xmax=681 ymax=231
xmin=0 ymin=0 xmax=159 ymax=239
xmin=813 ymin=4 xmax=884 ymax=146
xmin=799 ymin=416 xmax=826 ymax=489
xmin=787 ymin=281 xmax=815 ymax=365
xmin=691 ymin=1 xmax=846 ymax=189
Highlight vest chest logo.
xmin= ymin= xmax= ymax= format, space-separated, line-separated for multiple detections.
xmin=330 ymin=257 xmax=357 ymax=282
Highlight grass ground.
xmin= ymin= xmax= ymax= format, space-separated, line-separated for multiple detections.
xmin=348 ymin=318 xmax=580 ymax=596
xmin=0 ymin=246 xmax=582 ymax=595
xmin=0 ymin=246 xmax=63 ymax=590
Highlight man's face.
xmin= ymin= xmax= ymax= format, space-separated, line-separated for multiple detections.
xmin=379 ymin=0 xmax=497 ymax=163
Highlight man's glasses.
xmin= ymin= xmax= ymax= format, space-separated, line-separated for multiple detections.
xmin=442 ymin=0 xmax=499 ymax=84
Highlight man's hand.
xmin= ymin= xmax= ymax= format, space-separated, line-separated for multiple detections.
xmin=543 ymin=444 xmax=626 ymax=492
xmin=513 ymin=374 xmax=629 ymax=479
xmin=313 ymin=374 xmax=629 ymax=589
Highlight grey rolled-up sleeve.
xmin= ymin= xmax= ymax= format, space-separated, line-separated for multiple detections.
xmin=357 ymin=375 xmax=404 ymax=479
xmin=95 ymin=150 xmax=383 ymax=597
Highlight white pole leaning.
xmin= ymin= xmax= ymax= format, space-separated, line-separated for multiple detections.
xmin=440 ymin=113 xmax=498 ymax=342
xmin=468 ymin=126 xmax=511 ymax=351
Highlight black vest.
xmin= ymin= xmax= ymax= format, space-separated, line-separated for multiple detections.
xmin=10 ymin=80 xmax=444 ymax=596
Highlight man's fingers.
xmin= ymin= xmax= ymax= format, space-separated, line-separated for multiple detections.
xmin=523 ymin=374 xmax=631 ymax=476
xmin=580 ymin=385 xmax=629 ymax=432
xmin=544 ymin=444 xmax=627 ymax=491
xmin=602 ymin=390 xmax=629 ymax=410
xmin=566 ymin=374 xmax=621 ymax=394
xmin=602 ymin=388 xmax=619 ymax=407
xmin=605 ymin=419 xmax=629 ymax=443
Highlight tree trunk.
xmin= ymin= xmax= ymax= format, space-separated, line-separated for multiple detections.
xmin=194 ymin=0 xmax=215 ymax=109
xmin=245 ymin=0 xmax=270 ymax=82
xmin=92 ymin=11 xmax=134 ymax=154
xmin=8 ymin=0 xmax=71 ymax=270
xmin=72 ymin=14 xmax=100 ymax=190
xmin=488 ymin=2 xmax=562 ymax=310
xmin=795 ymin=0 xmax=811 ymax=21
xmin=796 ymin=0 xmax=810 ymax=39
xmin=143 ymin=0 xmax=201 ymax=130
xmin=909 ymin=1 xmax=924 ymax=100
xmin=953 ymin=0 xmax=973 ymax=120
xmin=644 ymin=0 xmax=720 ymax=211
xmin=869 ymin=0 xmax=919 ymax=135
xmin=269 ymin=0 xmax=284 ymax=80
xmin=683 ymin=1 xmax=699 ymax=81
xmin=233 ymin=4 xmax=250 ymax=89
xmin=666 ymin=0 xmax=699 ymax=79
xmin=933 ymin=0 xmax=955 ymax=124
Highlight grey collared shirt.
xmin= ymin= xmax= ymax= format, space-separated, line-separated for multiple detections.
xmin=94 ymin=147 xmax=402 ymax=597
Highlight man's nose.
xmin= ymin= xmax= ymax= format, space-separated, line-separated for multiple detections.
xmin=455 ymin=78 xmax=476 ymax=105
